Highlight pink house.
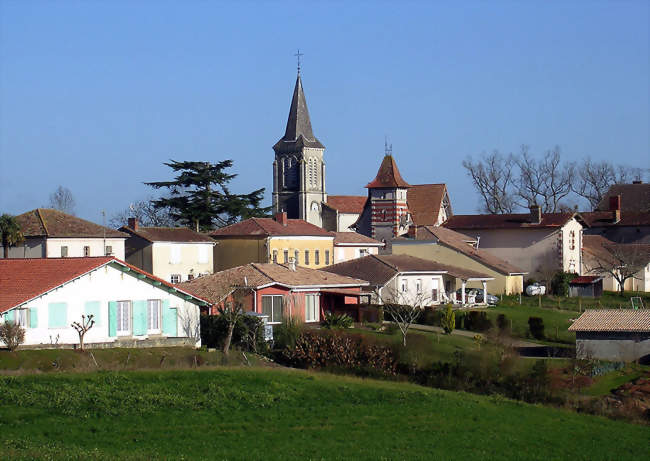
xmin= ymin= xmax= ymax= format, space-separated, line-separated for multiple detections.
xmin=178 ymin=262 xmax=368 ymax=324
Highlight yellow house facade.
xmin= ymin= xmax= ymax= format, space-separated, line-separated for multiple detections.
xmin=211 ymin=213 xmax=334 ymax=271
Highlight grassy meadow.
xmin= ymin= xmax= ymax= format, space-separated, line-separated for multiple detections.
xmin=1 ymin=368 xmax=648 ymax=460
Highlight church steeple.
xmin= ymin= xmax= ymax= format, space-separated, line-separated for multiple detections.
xmin=273 ymin=75 xmax=324 ymax=153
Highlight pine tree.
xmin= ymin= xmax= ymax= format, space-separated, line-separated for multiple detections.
xmin=145 ymin=160 xmax=270 ymax=231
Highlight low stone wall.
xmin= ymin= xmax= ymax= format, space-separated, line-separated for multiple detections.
xmin=18 ymin=337 xmax=196 ymax=351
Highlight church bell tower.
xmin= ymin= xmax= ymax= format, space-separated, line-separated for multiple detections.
xmin=272 ymin=72 xmax=326 ymax=227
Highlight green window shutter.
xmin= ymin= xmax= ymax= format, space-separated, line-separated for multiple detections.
xmin=29 ymin=308 xmax=38 ymax=328
xmin=48 ymin=303 xmax=67 ymax=328
xmin=132 ymin=300 xmax=147 ymax=336
xmin=5 ymin=310 xmax=15 ymax=323
xmin=84 ymin=301 xmax=101 ymax=327
xmin=108 ymin=301 xmax=117 ymax=337
xmin=162 ymin=300 xmax=177 ymax=336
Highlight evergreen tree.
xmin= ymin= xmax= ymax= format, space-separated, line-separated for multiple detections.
xmin=145 ymin=160 xmax=270 ymax=231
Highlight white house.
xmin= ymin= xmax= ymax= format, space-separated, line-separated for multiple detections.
xmin=0 ymin=257 xmax=207 ymax=349
xmin=333 ymin=232 xmax=384 ymax=264
xmin=324 ymin=254 xmax=493 ymax=306
xmin=2 ymin=208 xmax=127 ymax=260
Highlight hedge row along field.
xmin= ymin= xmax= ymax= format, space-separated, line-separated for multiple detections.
xmin=0 ymin=368 xmax=648 ymax=460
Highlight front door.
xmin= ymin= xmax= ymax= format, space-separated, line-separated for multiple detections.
xmin=116 ymin=301 xmax=131 ymax=336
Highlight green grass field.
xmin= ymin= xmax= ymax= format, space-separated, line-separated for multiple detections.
xmin=0 ymin=368 xmax=648 ymax=460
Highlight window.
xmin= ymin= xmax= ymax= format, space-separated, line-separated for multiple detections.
xmin=294 ymin=250 xmax=300 ymax=265
xmin=401 ymin=279 xmax=408 ymax=293
xmin=261 ymin=295 xmax=283 ymax=323
xmin=170 ymin=274 xmax=181 ymax=283
xmin=16 ymin=308 xmax=28 ymax=327
xmin=60 ymin=246 xmax=68 ymax=257
xmin=105 ymin=245 xmax=113 ymax=256
xmin=304 ymin=250 xmax=310 ymax=265
xmin=116 ymin=301 xmax=131 ymax=336
xmin=359 ymin=249 xmax=369 ymax=258
xmin=48 ymin=302 xmax=67 ymax=328
xmin=569 ymin=230 xmax=576 ymax=251
xmin=416 ymin=279 xmax=422 ymax=294
xmin=83 ymin=246 xmax=90 ymax=257
xmin=198 ymin=245 xmax=209 ymax=264
xmin=187 ymin=274 xmax=194 ymax=281
xmin=315 ymin=250 xmax=320 ymax=265
xmin=272 ymin=250 xmax=278 ymax=264
xmin=283 ymin=250 xmax=289 ymax=264
xmin=325 ymin=250 xmax=330 ymax=265
xmin=147 ymin=300 xmax=161 ymax=332
xmin=305 ymin=294 xmax=319 ymax=322
xmin=170 ymin=246 xmax=181 ymax=264
xmin=431 ymin=279 xmax=439 ymax=302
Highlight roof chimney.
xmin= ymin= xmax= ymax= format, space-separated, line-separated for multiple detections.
xmin=128 ymin=217 xmax=138 ymax=231
xmin=275 ymin=212 xmax=288 ymax=226
xmin=609 ymin=195 xmax=621 ymax=223
xmin=407 ymin=225 xmax=417 ymax=238
xmin=632 ymin=180 xmax=642 ymax=184
xmin=529 ymin=204 xmax=541 ymax=224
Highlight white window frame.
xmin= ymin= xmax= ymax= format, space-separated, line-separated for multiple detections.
xmin=261 ymin=295 xmax=284 ymax=324
xmin=83 ymin=246 xmax=90 ymax=257
xmin=416 ymin=279 xmax=422 ymax=294
xmin=305 ymin=294 xmax=319 ymax=322
xmin=105 ymin=245 xmax=113 ymax=256
xmin=170 ymin=274 xmax=181 ymax=284
xmin=61 ymin=246 xmax=68 ymax=257
xmin=147 ymin=299 xmax=161 ymax=333
xmin=116 ymin=301 xmax=131 ymax=336
xmin=16 ymin=308 xmax=29 ymax=327
xmin=401 ymin=279 xmax=408 ymax=293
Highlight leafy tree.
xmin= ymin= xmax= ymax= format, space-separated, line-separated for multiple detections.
xmin=0 ymin=214 xmax=24 ymax=258
xmin=145 ymin=160 xmax=270 ymax=231
xmin=48 ymin=185 xmax=76 ymax=215
xmin=0 ymin=319 xmax=25 ymax=351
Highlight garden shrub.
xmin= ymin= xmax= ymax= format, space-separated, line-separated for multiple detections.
xmin=441 ymin=305 xmax=455 ymax=334
xmin=550 ymin=271 xmax=578 ymax=296
xmin=274 ymin=316 xmax=304 ymax=350
xmin=528 ymin=316 xmax=545 ymax=340
xmin=200 ymin=314 xmax=266 ymax=352
xmin=463 ymin=311 xmax=492 ymax=332
xmin=281 ymin=329 xmax=397 ymax=376
xmin=0 ymin=321 xmax=25 ymax=351
xmin=497 ymin=314 xmax=509 ymax=333
xmin=321 ymin=311 xmax=353 ymax=329
xmin=418 ymin=306 xmax=440 ymax=326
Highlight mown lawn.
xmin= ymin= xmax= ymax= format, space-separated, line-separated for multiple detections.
xmin=0 ymin=368 xmax=648 ymax=460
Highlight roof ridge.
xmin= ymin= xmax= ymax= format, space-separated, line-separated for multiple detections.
xmin=373 ymin=254 xmax=399 ymax=272
xmin=36 ymin=208 xmax=50 ymax=236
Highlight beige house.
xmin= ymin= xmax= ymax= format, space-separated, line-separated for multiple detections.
xmin=120 ymin=219 xmax=215 ymax=284
xmin=444 ymin=207 xmax=586 ymax=280
xmin=322 ymin=196 xmax=367 ymax=232
xmin=2 ymin=208 xmax=126 ymax=260
xmin=582 ymin=235 xmax=650 ymax=292
xmin=333 ymin=232 xmax=384 ymax=264
xmin=393 ymin=226 xmax=526 ymax=295
xmin=210 ymin=212 xmax=335 ymax=271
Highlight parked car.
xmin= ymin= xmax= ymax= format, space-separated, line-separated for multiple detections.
xmin=526 ymin=283 xmax=546 ymax=296
xmin=474 ymin=288 xmax=499 ymax=305
xmin=454 ymin=288 xmax=498 ymax=304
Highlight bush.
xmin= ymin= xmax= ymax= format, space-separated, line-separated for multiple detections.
xmin=0 ymin=321 xmax=25 ymax=351
xmin=321 ymin=311 xmax=353 ymax=329
xmin=418 ymin=306 xmax=440 ymax=326
xmin=200 ymin=314 xmax=267 ymax=352
xmin=464 ymin=311 xmax=493 ymax=332
xmin=497 ymin=314 xmax=509 ymax=333
xmin=550 ymin=271 xmax=578 ymax=296
xmin=274 ymin=316 xmax=304 ymax=350
xmin=528 ymin=316 xmax=545 ymax=340
xmin=281 ymin=329 xmax=397 ymax=376
xmin=441 ymin=305 xmax=455 ymax=334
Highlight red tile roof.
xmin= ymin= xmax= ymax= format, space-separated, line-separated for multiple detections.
xmin=15 ymin=209 xmax=127 ymax=239
xmin=597 ymin=183 xmax=650 ymax=212
xmin=581 ymin=211 xmax=650 ymax=227
xmin=569 ymin=309 xmax=650 ymax=332
xmin=325 ymin=195 xmax=367 ymax=214
xmin=209 ymin=217 xmax=334 ymax=237
xmin=120 ymin=226 xmax=215 ymax=243
xmin=407 ymin=184 xmax=449 ymax=226
xmin=333 ymin=232 xmax=383 ymax=246
xmin=0 ymin=257 xmax=207 ymax=313
xmin=569 ymin=276 xmax=603 ymax=285
xmin=444 ymin=212 xmax=579 ymax=230
xmin=365 ymin=155 xmax=410 ymax=189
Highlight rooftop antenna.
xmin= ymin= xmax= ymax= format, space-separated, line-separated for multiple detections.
xmin=294 ymin=49 xmax=304 ymax=75
xmin=384 ymin=136 xmax=392 ymax=156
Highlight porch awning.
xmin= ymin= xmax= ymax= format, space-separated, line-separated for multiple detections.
xmin=320 ymin=289 xmax=368 ymax=297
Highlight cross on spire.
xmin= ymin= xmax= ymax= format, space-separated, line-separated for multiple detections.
xmin=384 ymin=137 xmax=393 ymax=156
xmin=294 ymin=49 xmax=304 ymax=75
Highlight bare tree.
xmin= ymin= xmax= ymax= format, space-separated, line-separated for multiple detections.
xmin=573 ymin=159 xmax=647 ymax=211
xmin=514 ymin=146 xmax=575 ymax=212
xmin=218 ymin=287 xmax=251 ymax=356
xmin=71 ymin=314 xmax=95 ymax=351
xmin=109 ymin=197 xmax=177 ymax=228
xmin=584 ymin=243 xmax=650 ymax=295
xmin=48 ymin=186 xmax=76 ymax=215
xmin=375 ymin=286 xmax=430 ymax=346
xmin=462 ymin=151 xmax=516 ymax=214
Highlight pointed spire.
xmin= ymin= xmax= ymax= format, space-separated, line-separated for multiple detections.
xmin=365 ymin=155 xmax=410 ymax=189
xmin=274 ymin=74 xmax=324 ymax=152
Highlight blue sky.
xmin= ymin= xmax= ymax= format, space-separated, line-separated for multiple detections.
xmin=1 ymin=0 xmax=648 ymax=224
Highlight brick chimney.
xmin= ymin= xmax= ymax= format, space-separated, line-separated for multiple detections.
xmin=407 ymin=225 xmax=417 ymax=238
xmin=128 ymin=217 xmax=138 ymax=230
xmin=609 ymin=194 xmax=621 ymax=223
xmin=274 ymin=212 xmax=288 ymax=227
xmin=529 ymin=204 xmax=541 ymax=224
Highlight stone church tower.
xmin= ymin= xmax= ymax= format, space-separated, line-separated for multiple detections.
xmin=272 ymin=74 xmax=326 ymax=226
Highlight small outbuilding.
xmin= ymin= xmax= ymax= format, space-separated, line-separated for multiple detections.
xmin=568 ymin=309 xmax=650 ymax=362
xmin=568 ymin=276 xmax=604 ymax=298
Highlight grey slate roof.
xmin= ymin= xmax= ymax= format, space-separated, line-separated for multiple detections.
xmin=273 ymin=75 xmax=324 ymax=153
